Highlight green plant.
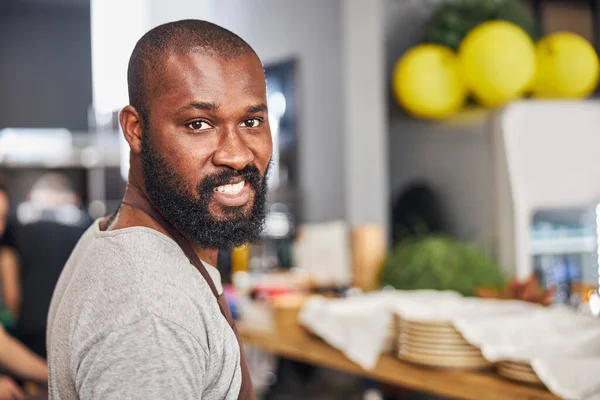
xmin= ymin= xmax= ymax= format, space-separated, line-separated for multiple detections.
xmin=423 ymin=0 xmax=537 ymax=51
xmin=380 ymin=235 xmax=505 ymax=296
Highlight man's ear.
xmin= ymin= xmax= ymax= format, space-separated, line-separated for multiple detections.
xmin=120 ymin=105 xmax=144 ymax=154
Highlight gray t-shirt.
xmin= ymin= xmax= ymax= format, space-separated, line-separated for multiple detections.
xmin=47 ymin=221 xmax=241 ymax=399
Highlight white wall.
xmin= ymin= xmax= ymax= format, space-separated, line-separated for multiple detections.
xmin=211 ymin=0 xmax=346 ymax=223
xmin=91 ymin=0 xmax=213 ymax=116
xmin=342 ymin=0 xmax=388 ymax=232
xmin=91 ymin=0 xmax=147 ymax=115
xmin=148 ymin=0 xmax=212 ymax=27
xmin=388 ymin=115 xmax=496 ymax=254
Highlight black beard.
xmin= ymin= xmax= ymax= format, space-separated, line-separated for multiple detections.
xmin=140 ymin=130 xmax=269 ymax=250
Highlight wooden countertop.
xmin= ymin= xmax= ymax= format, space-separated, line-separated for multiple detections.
xmin=238 ymin=324 xmax=561 ymax=400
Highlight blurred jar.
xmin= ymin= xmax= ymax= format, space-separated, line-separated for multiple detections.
xmin=352 ymin=224 xmax=387 ymax=292
xmin=231 ymin=244 xmax=250 ymax=273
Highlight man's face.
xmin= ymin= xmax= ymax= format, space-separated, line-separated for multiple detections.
xmin=140 ymin=51 xmax=272 ymax=249
xmin=0 ymin=191 xmax=8 ymax=238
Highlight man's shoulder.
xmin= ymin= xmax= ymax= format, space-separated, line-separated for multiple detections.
xmin=94 ymin=224 xmax=182 ymax=256
xmin=54 ymin=225 xmax=219 ymax=331
xmin=72 ymin=225 xmax=190 ymax=281
xmin=72 ymin=226 xmax=213 ymax=300
xmin=49 ymin=226 xmax=224 ymax=363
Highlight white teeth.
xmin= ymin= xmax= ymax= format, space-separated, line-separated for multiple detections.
xmin=216 ymin=181 xmax=245 ymax=195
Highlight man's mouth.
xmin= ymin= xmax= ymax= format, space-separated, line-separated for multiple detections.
xmin=211 ymin=180 xmax=251 ymax=207
xmin=214 ymin=180 xmax=246 ymax=195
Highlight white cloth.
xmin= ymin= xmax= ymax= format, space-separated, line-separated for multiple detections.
xmin=299 ymin=290 xmax=600 ymax=399
xmin=298 ymin=292 xmax=394 ymax=369
xmin=298 ymin=290 xmax=462 ymax=369
xmin=455 ymin=305 xmax=600 ymax=400
xmin=392 ymin=295 xmax=541 ymax=323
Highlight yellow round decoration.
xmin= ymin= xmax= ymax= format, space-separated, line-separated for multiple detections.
xmin=459 ymin=20 xmax=536 ymax=107
xmin=532 ymin=32 xmax=600 ymax=99
xmin=392 ymin=44 xmax=466 ymax=119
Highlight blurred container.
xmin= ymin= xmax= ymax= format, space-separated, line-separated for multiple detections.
xmin=572 ymin=282 xmax=597 ymax=303
xmin=351 ymin=224 xmax=387 ymax=292
xmin=272 ymin=293 xmax=308 ymax=339
xmin=231 ymin=243 xmax=250 ymax=273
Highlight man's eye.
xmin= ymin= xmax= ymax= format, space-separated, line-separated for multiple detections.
xmin=241 ymin=118 xmax=260 ymax=128
xmin=187 ymin=121 xmax=211 ymax=131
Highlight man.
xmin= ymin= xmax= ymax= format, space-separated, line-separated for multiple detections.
xmin=47 ymin=20 xmax=272 ymax=399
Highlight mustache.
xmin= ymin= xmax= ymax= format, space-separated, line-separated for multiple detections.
xmin=198 ymin=164 xmax=264 ymax=193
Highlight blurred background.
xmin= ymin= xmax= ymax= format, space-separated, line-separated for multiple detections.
xmin=1 ymin=0 xmax=600 ymax=399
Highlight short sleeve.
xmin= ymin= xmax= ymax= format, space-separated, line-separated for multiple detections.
xmin=76 ymin=315 xmax=208 ymax=400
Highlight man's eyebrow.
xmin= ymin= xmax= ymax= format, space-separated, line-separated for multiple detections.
xmin=247 ymin=104 xmax=268 ymax=113
xmin=176 ymin=102 xmax=220 ymax=114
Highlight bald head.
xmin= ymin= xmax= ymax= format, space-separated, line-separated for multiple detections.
xmin=127 ymin=19 xmax=259 ymax=118
xmin=120 ymin=19 xmax=271 ymax=249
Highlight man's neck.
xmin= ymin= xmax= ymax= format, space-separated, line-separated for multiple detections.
xmin=192 ymin=245 xmax=218 ymax=266
xmin=105 ymin=172 xmax=219 ymax=267
xmin=106 ymin=202 xmax=219 ymax=266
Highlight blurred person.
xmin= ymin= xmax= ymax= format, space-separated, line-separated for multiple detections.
xmin=0 ymin=176 xmax=21 ymax=322
xmin=48 ymin=20 xmax=271 ymax=399
xmin=12 ymin=174 xmax=90 ymax=357
xmin=0 ymin=177 xmax=9 ymax=239
xmin=0 ymin=249 xmax=19 ymax=323
xmin=0 ymin=376 xmax=24 ymax=400
xmin=0 ymin=324 xmax=48 ymax=384
xmin=16 ymin=173 xmax=89 ymax=228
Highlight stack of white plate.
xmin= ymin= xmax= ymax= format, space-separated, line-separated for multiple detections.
xmin=382 ymin=315 xmax=400 ymax=354
xmin=396 ymin=319 xmax=492 ymax=370
xmin=496 ymin=361 xmax=545 ymax=386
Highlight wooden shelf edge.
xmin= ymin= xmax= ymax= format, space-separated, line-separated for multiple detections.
xmin=238 ymin=324 xmax=560 ymax=400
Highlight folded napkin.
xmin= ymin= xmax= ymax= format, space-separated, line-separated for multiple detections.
xmin=298 ymin=290 xmax=463 ymax=369
xmin=455 ymin=305 xmax=600 ymax=400
xmin=298 ymin=292 xmax=394 ymax=369
xmin=298 ymin=290 xmax=600 ymax=399
xmin=391 ymin=293 xmax=540 ymax=323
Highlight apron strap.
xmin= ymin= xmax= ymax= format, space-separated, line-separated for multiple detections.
xmin=122 ymin=184 xmax=220 ymax=299
xmin=120 ymin=183 xmax=255 ymax=399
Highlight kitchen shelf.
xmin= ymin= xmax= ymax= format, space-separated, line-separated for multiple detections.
xmin=530 ymin=236 xmax=597 ymax=255
xmin=239 ymin=323 xmax=559 ymax=400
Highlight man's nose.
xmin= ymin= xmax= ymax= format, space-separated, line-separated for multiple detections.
xmin=212 ymin=127 xmax=255 ymax=171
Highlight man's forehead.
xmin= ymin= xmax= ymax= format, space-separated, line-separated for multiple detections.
xmin=149 ymin=51 xmax=266 ymax=104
